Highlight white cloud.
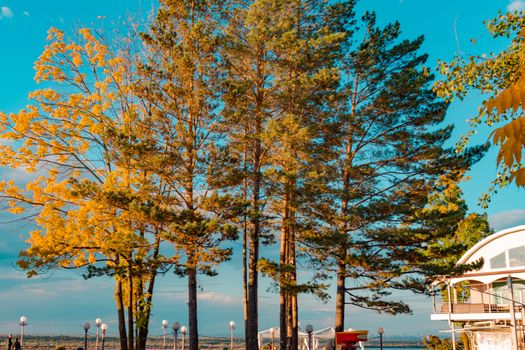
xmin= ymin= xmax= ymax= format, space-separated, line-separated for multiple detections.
xmin=0 ymin=6 xmax=13 ymax=18
xmin=199 ymin=291 xmax=237 ymax=304
xmin=488 ymin=209 xmax=525 ymax=231
xmin=0 ymin=267 xmax=29 ymax=281
xmin=508 ymin=0 xmax=525 ymax=12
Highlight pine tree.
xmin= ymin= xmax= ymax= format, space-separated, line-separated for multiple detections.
xmin=301 ymin=12 xmax=488 ymax=331
xmin=255 ymin=1 xmax=348 ymax=349
xmin=220 ymin=1 xmax=280 ymax=349
xmin=137 ymin=2 xmax=239 ymax=350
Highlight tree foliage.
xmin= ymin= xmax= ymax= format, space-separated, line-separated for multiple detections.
xmin=136 ymin=1 xmax=242 ymax=349
xmin=0 ymin=2 xmax=490 ymax=350
xmin=301 ymin=11 xmax=488 ymax=330
xmin=0 ymin=26 xmax=168 ymax=350
xmin=435 ymin=11 xmax=525 ymax=195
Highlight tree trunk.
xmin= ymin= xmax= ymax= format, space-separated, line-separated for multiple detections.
xmin=280 ymin=185 xmax=290 ymax=350
xmin=279 ymin=291 xmax=288 ymax=350
xmin=137 ymin=232 xmax=161 ymax=350
xmin=335 ymin=73 xmax=359 ymax=332
xmin=290 ymin=219 xmax=298 ymax=350
xmin=128 ymin=268 xmax=135 ymax=350
xmin=188 ymin=267 xmax=199 ymax=350
xmin=286 ymin=294 xmax=292 ymax=350
xmin=247 ymin=222 xmax=260 ymax=350
xmin=288 ymin=182 xmax=299 ymax=350
xmin=335 ymin=255 xmax=346 ymax=332
xmin=136 ymin=273 xmax=156 ymax=350
xmin=243 ymin=214 xmax=249 ymax=345
xmin=243 ymin=136 xmax=251 ymax=350
xmin=247 ymin=133 xmax=262 ymax=350
xmin=116 ymin=279 xmax=129 ymax=350
xmin=290 ymin=294 xmax=298 ymax=350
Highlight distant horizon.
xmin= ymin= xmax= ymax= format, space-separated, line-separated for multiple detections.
xmin=0 ymin=334 xmax=430 ymax=344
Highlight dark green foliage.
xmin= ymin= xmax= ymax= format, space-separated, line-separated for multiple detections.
xmin=297 ymin=10 xmax=489 ymax=324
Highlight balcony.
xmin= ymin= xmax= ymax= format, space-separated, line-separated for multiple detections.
xmin=431 ymin=302 xmax=522 ymax=322
xmin=437 ymin=302 xmax=510 ymax=314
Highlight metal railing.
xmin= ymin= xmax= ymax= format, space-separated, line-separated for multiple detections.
xmin=436 ymin=302 xmax=511 ymax=314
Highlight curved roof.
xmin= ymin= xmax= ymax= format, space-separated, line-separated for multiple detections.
xmin=439 ymin=225 xmax=525 ymax=285
xmin=457 ymin=225 xmax=525 ymax=265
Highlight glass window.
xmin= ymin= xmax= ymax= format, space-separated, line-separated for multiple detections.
xmin=493 ymin=281 xmax=509 ymax=305
xmin=513 ymin=281 xmax=525 ymax=303
xmin=492 ymin=280 xmax=525 ymax=304
xmin=490 ymin=252 xmax=507 ymax=269
xmin=509 ymin=246 xmax=525 ymax=267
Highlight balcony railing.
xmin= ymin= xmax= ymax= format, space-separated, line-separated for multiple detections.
xmin=436 ymin=302 xmax=511 ymax=314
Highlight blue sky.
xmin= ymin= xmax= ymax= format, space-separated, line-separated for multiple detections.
xmin=1 ymin=0 xmax=525 ymax=341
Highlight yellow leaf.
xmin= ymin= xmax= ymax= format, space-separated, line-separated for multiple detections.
xmin=515 ymin=168 xmax=525 ymax=187
xmin=72 ymin=53 xmax=82 ymax=67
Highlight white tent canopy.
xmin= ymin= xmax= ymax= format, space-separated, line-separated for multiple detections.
xmin=311 ymin=328 xmax=335 ymax=350
xmin=313 ymin=327 xmax=335 ymax=338
xmin=258 ymin=327 xmax=336 ymax=350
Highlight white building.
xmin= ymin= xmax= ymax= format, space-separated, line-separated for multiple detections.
xmin=431 ymin=225 xmax=525 ymax=349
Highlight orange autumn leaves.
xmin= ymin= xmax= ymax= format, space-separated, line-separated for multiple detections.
xmin=485 ymin=28 xmax=525 ymax=186
xmin=0 ymin=27 xmax=151 ymax=274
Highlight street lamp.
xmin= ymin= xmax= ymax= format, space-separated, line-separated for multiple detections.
xmin=95 ymin=318 xmax=102 ymax=350
xmin=101 ymin=323 xmax=108 ymax=350
xmin=229 ymin=321 xmax=235 ymax=350
xmin=181 ymin=326 xmax=187 ymax=350
xmin=269 ymin=327 xmax=276 ymax=350
xmin=83 ymin=322 xmax=91 ymax=350
xmin=172 ymin=322 xmax=180 ymax=350
xmin=162 ymin=320 xmax=168 ymax=350
xmin=19 ymin=316 xmax=27 ymax=347
xmin=377 ymin=327 xmax=385 ymax=350
xmin=305 ymin=325 xmax=314 ymax=350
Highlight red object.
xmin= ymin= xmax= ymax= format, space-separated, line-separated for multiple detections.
xmin=335 ymin=331 xmax=369 ymax=350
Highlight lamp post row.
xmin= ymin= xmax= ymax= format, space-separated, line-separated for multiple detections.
xmin=164 ymin=320 xmax=189 ymax=350
xmin=17 ymin=316 xmax=108 ymax=350
xmin=16 ymin=316 xmax=189 ymax=350
xmin=18 ymin=317 xmax=382 ymax=350
xmin=81 ymin=319 xmax=107 ymax=350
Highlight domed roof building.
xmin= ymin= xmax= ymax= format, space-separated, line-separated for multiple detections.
xmin=431 ymin=225 xmax=525 ymax=349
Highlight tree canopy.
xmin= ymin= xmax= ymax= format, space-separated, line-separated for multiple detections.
xmin=0 ymin=2 xmax=491 ymax=350
xmin=435 ymin=11 xmax=525 ymax=196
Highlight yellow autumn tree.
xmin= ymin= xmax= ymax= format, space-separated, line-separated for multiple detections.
xmin=435 ymin=12 xmax=525 ymax=194
xmin=0 ymin=27 xmax=166 ymax=350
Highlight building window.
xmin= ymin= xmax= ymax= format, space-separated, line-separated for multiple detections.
xmin=509 ymin=246 xmax=525 ymax=267
xmin=490 ymin=252 xmax=507 ymax=269
xmin=492 ymin=280 xmax=525 ymax=304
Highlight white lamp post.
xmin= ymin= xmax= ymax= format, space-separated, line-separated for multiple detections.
xmin=19 ymin=316 xmax=27 ymax=347
xmin=83 ymin=322 xmax=91 ymax=350
xmin=162 ymin=320 xmax=168 ymax=349
xmin=95 ymin=318 xmax=102 ymax=350
xmin=229 ymin=321 xmax=235 ymax=350
xmin=101 ymin=323 xmax=108 ymax=350
xmin=181 ymin=326 xmax=187 ymax=350
xmin=269 ymin=327 xmax=276 ymax=350
xmin=377 ymin=327 xmax=385 ymax=350
xmin=172 ymin=322 xmax=180 ymax=350
xmin=305 ymin=325 xmax=314 ymax=350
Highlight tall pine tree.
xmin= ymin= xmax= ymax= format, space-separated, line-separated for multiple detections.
xmin=303 ymin=12 xmax=488 ymax=331
xmin=137 ymin=2 xmax=239 ymax=350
